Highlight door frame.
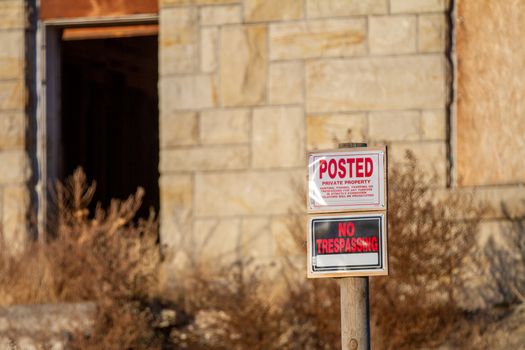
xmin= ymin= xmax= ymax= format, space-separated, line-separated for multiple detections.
xmin=35 ymin=14 xmax=158 ymax=240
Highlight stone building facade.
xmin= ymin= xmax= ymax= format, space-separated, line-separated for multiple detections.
xmin=157 ymin=0 xmax=451 ymax=280
xmin=1 ymin=0 xmax=524 ymax=284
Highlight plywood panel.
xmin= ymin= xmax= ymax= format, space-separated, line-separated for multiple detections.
xmin=62 ymin=25 xmax=158 ymax=40
xmin=40 ymin=0 xmax=158 ymax=20
xmin=456 ymin=0 xmax=525 ymax=186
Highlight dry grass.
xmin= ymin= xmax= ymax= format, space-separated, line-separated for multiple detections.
xmin=0 ymin=155 xmax=488 ymax=349
xmin=371 ymin=152 xmax=483 ymax=349
xmin=0 ymin=169 xmax=162 ymax=348
xmin=165 ymin=152 xmax=484 ymax=349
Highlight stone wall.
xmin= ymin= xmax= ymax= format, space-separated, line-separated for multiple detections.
xmin=0 ymin=302 xmax=94 ymax=348
xmin=0 ymin=0 xmax=30 ymax=251
xmin=157 ymin=0 xmax=451 ymax=282
xmin=0 ymin=0 xmax=520 ymax=297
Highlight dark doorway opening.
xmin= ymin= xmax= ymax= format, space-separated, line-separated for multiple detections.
xmin=60 ymin=34 xmax=159 ymax=217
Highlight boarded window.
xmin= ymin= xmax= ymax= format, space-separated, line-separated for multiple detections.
xmin=456 ymin=0 xmax=525 ymax=186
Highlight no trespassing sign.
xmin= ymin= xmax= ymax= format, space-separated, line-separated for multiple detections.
xmin=307 ymin=213 xmax=388 ymax=278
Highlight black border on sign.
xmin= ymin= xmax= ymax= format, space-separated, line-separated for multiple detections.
xmin=311 ymin=216 xmax=383 ymax=272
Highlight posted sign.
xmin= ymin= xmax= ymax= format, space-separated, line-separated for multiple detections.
xmin=307 ymin=213 xmax=387 ymax=278
xmin=308 ymin=147 xmax=386 ymax=213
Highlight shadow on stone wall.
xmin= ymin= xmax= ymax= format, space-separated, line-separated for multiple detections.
xmin=477 ymin=203 xmax=525 ymax=307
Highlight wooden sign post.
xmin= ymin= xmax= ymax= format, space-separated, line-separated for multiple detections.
xmin=306 ymin=142 xmax=388 ymax=350
xmin=340 ymin=276 xmax=369 ymax=350
xmin=338 ymin=143 xmax=371 ymax=350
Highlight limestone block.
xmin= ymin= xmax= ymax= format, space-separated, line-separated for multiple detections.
xmin=159 ymin=174 xmax=192 ymax=249
xmin=306 ymin=0 xmax=387 ymax=18
xmin=200 ymin=109 xmax=250 ymax=144
xmin=0 ymin=0 xmax=25 ymax=30
xmin=271 ymin=216 xmax=302 ymax=257
xmin=252 ymin=106 xmax=305 ymax=168
xmin=369 ymin=16 xmax=416 ymax=55
xmin=389 ymin=141 xmax=445 ymax=164
xmin=193 ymin=218 xmax=241 ymax=260
xmin=220 ymin=25 xmax=267 ymax=106
xmin=432 ymin=186 xmax=525 ymax=221
xmin=200 ymin=5 xmax=241 ymax=25
xmin=159 ymin=175 xmax=193 ymax=209
xmin=195 ymin=170 xmax=304 ymax=216
xmin=306 ymin=55 xmax=447 ymax=113
xmin=160 ymin=112 xmax=198 ymax=147
xmin=306 ymin=113 xmax=367 ymax=150
xmin=2 ymin=184 xmax=29 ymax=251
xmin=0 ymin=80 xmax=24 ymax=111
xmin=0 ymin=112 xmax=25 ymax=150
xmin=421 ymin=109 xmax=446 ymax=140
xmin=269 ymin=61 xmax=303 ymax=105
xmin=419 ymin=14 xmax=447 ymax=52
xmin=0 ymin=31 xmax=24 ymax=80
xmin=390 ymin=0 xmax=448 ymax=13
xmin=389 ymin=141 xmax=447 ymax=185
xmin=465 ymin=185 xmax=525 ymax=220
xmin=0 ymin=150 xmax=29 ymax=184
xmin=159 ymin=7 xmax=198 ymax=75
xmin=240 ymin=217 xmax=273 ymax=258
xmin=160 ymin=74 xmax=217 ymax=112
xmin=270 ymin=18 xmax=366 ymax=60
xmin=201 ymin=27 xmax=218 ymax=73
xmin=369 ymin=111 xmax=420 ymax=141
xmin=476 ymin=220 xmax=508 ymax=245
xmin=160 ymin=145 xmax=249 ymax=171
xmin=244 ymin=0 xmax=303 ymax=22
xmin=0 ymin=303 xmax=95 ymax=346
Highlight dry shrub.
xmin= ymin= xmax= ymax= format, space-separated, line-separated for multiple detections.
xmin=169 ymin=259 xmax=340 ymax=350
xmin=54 ymin=170 xmax=161 ymax=349
xmin=167 ymin=152 xmax=482 ymax=349
xmin=48 ymin=169 xmax=159 ymax=302
xmin=171 ymin=262 xmax=285 ymax=349
xmin=164 ymin=182 xmax=340 ymax=349
xmin=0 ymin=243 xmax=56 ymax=305
xmin=0 ymin=168 xmax=163 ymax=348
xmin=280 ymin=276 xmax=340 ymax=349
xmin=280 ymin=152 xmax=483 ymax=349
xmin=371 ymin=152 xmax=482 ymax=349
xmin=0 ymin=154 xmax=485 ymax=349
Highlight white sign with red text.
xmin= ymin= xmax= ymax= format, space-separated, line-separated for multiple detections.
xmin=308 ymin=147 xmax=386 ymax=213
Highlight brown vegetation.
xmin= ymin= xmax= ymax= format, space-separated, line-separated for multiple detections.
xmin=371 ymin=152 xmax=482 ymax=349
xmin=164 ymin=152 xmax=485 ymax=349
xmin=0 ymin=169 xmax=162 ymax=348
xmin=0 ymin=154 xmax=500 ymax=349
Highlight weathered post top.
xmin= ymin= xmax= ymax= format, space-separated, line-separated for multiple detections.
xmin=338 ymin=143 xmax=367 ymax=148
